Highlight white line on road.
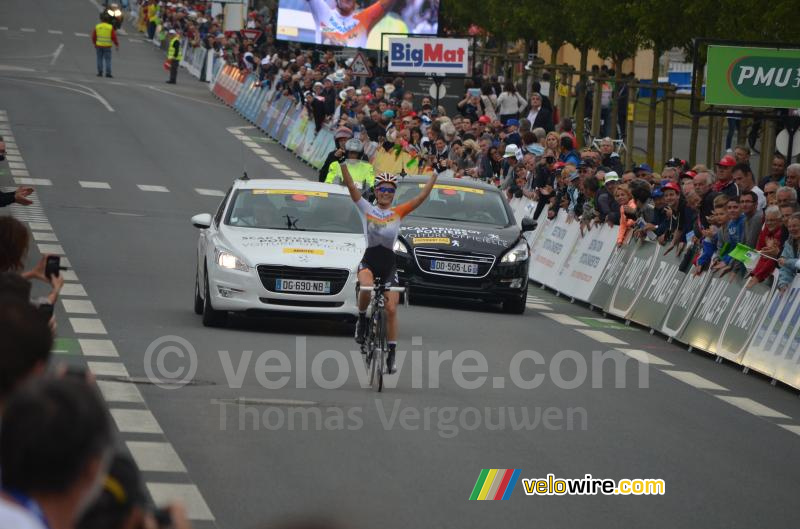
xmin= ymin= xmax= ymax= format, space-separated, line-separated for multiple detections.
xmin=28 ymin=222 xmax=52 ymax=231
xmin=32 ymin=231 xmax=58 ymax=241
xmin=79 ymin=180 xmax=111 ymax=189
xmin=60 ymin=269 xmax=78 ymax=281
xmin=575 ymin=329 xmax=628 ymax=344
xmin=195 ymin=188 xmax=225 ymax=196
xmin=50 ymin=43 xmax=64 ymax=66
xmin=87 ymin=361 xmax=129 ymax=377
xmin=37 ymin=243 xmax=65 ymax=255
xmin=543 ymin=313 xmax=588 ymax=326
xmin=69 ymin=317 xmax=107 ymax=335
xmin=282 ymin=170 xmax=302 ymax=177
xmin=260 ymin=155 xmax=278 ymax=163
xmin=5 ymin=155 xmax=23 ymax=162
xmin=137 ymin=185 xmax=169 ymax=192
xmin=74 ymin=32 xmax=90 ymax=37
xmin=779 ymin=424 xmax=800 ymax=437
xmin=44 ymin=77 xmax=114 ymax=112
xmin=146 ymin=85 xmax=224 ymax=107
xmin=242 ymin=140 xmax=259 ymax=148
xmin=61 ymin=299 xmax=96 ymax=314
xmin=97 ymin=381 xmax=144 ymax=403
xmin=48 ymin=29 xmax=63 ymax=35
xmin=526 ymin=302 xmax=552 ymax=311
xmin=146 ymin=484 xmax=214 ymax=521
xmin=715 ymin=396 xmax=791 ymax=419
xmin=0 ymin=27 xmax=8 ymax=31
xmin=110 ymin=409 xmax=163 ymax=434
xmin=20 ymin=28 xmax=36 ymax=32
xmin=8 ymin=161 xmax=26 ymax=169
xmin=615 ymin=348 xmax=673 ymax=366
xmin=127 ymin=441 xmax=187 ymax=472
xmin=662 ymin=370 xmax=729 ymax=391
xmin=272 ymin=164 xmax=291 ymax=170
xmin=79 ymin=339 xmax=118 ymax=357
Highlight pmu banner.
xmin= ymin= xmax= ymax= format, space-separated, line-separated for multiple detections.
xmin=742 ymin=279 xmax=800 ymax=389
xmin=627 ymin=247 xmax=686 ymax=328
xmin=557 ymin=225 xmax=618 ymax=302
xmin=715 ymin=275 xmax=775 ymax=363
xmin=678 ymin=273 xmax=747 ymax=354
xmin=660 ymin=270 xmax=712 ymax=339
xmin=705 ymin=45 xmax=800 ymax=108
xmin=588 ymin=240 xmax=633 ymax=312
xmin=606 ymin=240 xmax=660 ymax=319
xmin=529 ymin=212 xmax=581 ymax=289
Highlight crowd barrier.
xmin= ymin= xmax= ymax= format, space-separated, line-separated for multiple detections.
xmin=508 ymin=197 xmax=798 ymax=391
xmin=203 ymin=62 xmax=799 ymax=390
xmin=209 ymin=65 xmax=336 ymax=170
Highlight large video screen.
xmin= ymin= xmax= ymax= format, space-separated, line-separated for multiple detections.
xmin=276 ymin=0 xmax=440 ymax=50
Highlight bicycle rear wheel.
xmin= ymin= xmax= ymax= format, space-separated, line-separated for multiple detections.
xmin=373 ymin=309 xmax=387 ymax=392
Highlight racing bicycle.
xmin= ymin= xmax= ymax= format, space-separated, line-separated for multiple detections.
xmin=358 ymin=280 xmax=406 ymax=392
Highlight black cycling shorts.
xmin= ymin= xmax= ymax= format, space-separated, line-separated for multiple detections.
xmin=359 ymin=246 xmax=398 ymax=286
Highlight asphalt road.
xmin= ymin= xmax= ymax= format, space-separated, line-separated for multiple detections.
xmin=1 ymin=2 xmax=799 ymax=528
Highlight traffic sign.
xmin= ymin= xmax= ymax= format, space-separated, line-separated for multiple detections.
xmin=241 ymin=29 xmax=262 ymax=41
xmin=349 ymin=52 xmax=372 ymax=77
xmin=429 ymin=82 xmax=446 ymax=99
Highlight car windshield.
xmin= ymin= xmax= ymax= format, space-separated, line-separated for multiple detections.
xmin=396 ymin=182 xmax=511 ymax=226
xmin=224 ymin=189 xmax=364 ymax=234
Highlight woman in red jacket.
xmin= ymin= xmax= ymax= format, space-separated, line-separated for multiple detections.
xmin=746 ymin=205 xmax=783 ymax=287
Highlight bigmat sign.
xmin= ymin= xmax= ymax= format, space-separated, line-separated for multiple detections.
xmin=387 ymin=37 xmax=469 ymax=75
xmin=705 ymin=45 xmax=800 ymax=108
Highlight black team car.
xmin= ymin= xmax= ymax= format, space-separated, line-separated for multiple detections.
xmin=392 ymin=176 xmax=536 ymax=313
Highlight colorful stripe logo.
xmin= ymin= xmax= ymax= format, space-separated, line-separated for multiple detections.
xmin=469 ymin=469 xmax=521 ymax=500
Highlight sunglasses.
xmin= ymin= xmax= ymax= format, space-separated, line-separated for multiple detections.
xmin=376 ymin=186 xmax=396 ymax=194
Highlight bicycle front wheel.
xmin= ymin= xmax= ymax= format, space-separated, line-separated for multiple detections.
xmin=374 ymin=309 xmax=387 ymax=392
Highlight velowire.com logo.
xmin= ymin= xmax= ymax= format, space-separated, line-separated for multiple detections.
xmin=469 ymin=469 xmax=521 ymax=501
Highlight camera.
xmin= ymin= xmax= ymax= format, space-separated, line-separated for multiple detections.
xmin=545 ymin=156 xmax=555 ymax=164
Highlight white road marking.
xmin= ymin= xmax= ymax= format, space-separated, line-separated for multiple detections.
xmin=282 ymin=170 xmax=302 ymax=177
xmin=662 ymin=370 xmax=729 ymax=391
xmin=32 ymin=231 xmax=58 ymax=241
xmin=526 ymin=302 xmax=552 ymax=311
xmin=137 ymin=184 xmax=169 ymax=192
xmin=290 ymin=177 xmax=306 ymax=181
xmin=12 ymin=171 xmax=35 ymax=179
xmin=576 ymin=329 xmax=628 ymax=344
xmin=8 ymin=161 xmax=27 ymax=169
xmin=272 ymin=164 xmax=291 ymax=170
xmin=60 ymin=256 xmax=71 ymax=267
xmin=48 ymin=29 xmax=63 ymax=35
xmin=543 ymin=313 xmax=587 ymax=326
xmin=0 ymin=27 xmax=8 ymax=31
xmin=716 ymin=396 xmax=791 ymax=419
xmin=110 ymin=409 xmax=163 ymax=434
xmin=5 ymin=155 xmax=24 ymax=162
xmin=251 ymin=148 xmax=269 ymax=155
xmin=20 ymin=28 xmax=36 ymax=32
xmin=50 ymin=43 xmax=64 ymax=66
xmin=127 ymin=38 xmax=142 ymax=43
xmin=779 ymin=424 xmax=800 ymax=437
xmin=242 ymin=141 xmax=259 ymax=148
xmin=146 ymin=484 xmax=214 ymax=521
xmin=28 ymin=222 xmax=52 ymax=231
xmin=61 ymin=299 xmax=96 ymax=314
xmin=117 ymin=28 xmax=127 ymax=35
xmin=615 ymin=348 xmax=673 ymax=366
xmin=79 ymin=180 xmax=111 ymax=189
xmin=60 ymin=269 xmax=78 ymax=281
xmin=260 ymin=155 xmax=278 ymax=163
xmin=97 ymin=380 xmax=144 ymax=403
xmin=41 ymin=76 xmax=115 ymax=112
xmin=69 ymin=317 xmax=107 ymax=334
xmin=87 ymin=361 xmax=129 ymax=377
xmin=145 ymin=85 xmax=224 ymax=107
xmin=127 ymin=441 xmax=187 ymax=472
xmin=74 ymin=32 xmax=90 ymax=37
xmin=5 ymin=148 xmax=20 ymax=155
xmin=195 ymin=188 xmax=225 ymax=196
xmin=79 ymin=338 xmax=118 ymax=357
xmin=37 ymin=243 xmax=65 ymax=255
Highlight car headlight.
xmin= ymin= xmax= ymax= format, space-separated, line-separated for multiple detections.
xmin=501 ymin=239 xmax=529 ymax=263
xmin=215 ymin=249 xmax=250 ymax=272
xmin=393 ymin=239 xmax=409 ymax=254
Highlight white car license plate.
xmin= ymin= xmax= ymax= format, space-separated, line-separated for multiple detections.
xmin=275 ymin=279 xmax=331 ymax=294
xmin=430 ymin=260 xmax=479 ymax=275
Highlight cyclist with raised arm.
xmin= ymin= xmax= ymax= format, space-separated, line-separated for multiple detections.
xmin=340 ymin=165 xmax=438 ymax=374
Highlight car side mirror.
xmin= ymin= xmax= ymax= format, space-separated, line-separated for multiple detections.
xmin=521 ymin=217 xmax=537 ymax=232
xmin=191 ymin=213 xmax=212 ymax=229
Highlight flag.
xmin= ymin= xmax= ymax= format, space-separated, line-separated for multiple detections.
xmin=727 ymin=243 xmax=759 ymax=270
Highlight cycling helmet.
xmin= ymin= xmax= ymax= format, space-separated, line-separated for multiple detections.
xmin=344 ymin=138 xmax=363 ymax=153
xmin=375 ymin=173 xmax=398 ymax=187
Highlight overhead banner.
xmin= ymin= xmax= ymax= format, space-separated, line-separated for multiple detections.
xmin=387 ymin=37 xmax=470 ymax=75
xmin=558 ymin=225 xmax=618 ymax=303
xmin=705 ymin=45 xmax=800 ymax=108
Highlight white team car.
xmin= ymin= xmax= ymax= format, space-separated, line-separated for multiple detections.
xmin=191 ymin=178 xmax=366 ymax=327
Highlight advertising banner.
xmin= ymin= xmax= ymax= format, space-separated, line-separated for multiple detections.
xmin=557 ymin=225 xmax=618 ymax=303
xmin=715 ymin=275 xmax=775 ymax=363
xmin=606 ymin=240 xmax=660 ymax=319
xmin=387 ymin=37 xmax=469 ymax=75
xmin=660 ymin=271 xmax=712 ymax=339
xmin=529 ymin=212 xmax=581 ymax=289
xmin=588 ymin=240 xmax=633 ymax=312
xmin=678 ymin=273 xmax=747 ymax=354
xmin=627 ymin=247 xmax=686 ymax=328
xmin=705 ymin=45 xmax=800 ymax=108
